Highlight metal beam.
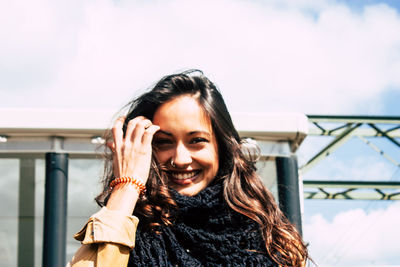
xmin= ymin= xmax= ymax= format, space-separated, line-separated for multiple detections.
xmin=303 ymin=180 xmax=400 ymax=188
xmin=307 ymin=115 xmax=400 ymax=124
xmin=0 ymin=152 xmax=101 ymax=159
xmin=300 ymin=123 xmax=362 ymax=173
xmin=303 ymin=180 xmax=400 ymax=200
xmin=368 ymin=123 xmax=400 ymax=148
xmin=308 ymin=128 xmax=400 ymax=138
xmin=357 ymin=136 xmax=400 ymax=167
xmin=304 ymin=191 xmax=400 ymax=200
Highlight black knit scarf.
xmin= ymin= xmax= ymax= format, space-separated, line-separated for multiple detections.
xmin=129 ymin=182 xmax=277 ymax=266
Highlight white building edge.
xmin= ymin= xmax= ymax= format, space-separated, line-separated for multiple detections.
xmin=0 ymin=108 xmax=308 ymax=154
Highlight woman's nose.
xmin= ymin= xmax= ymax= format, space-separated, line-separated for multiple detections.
xmin=172 ymin=143 xmax=192 ymax=167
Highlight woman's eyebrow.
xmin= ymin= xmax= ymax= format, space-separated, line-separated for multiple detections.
xmin=188 ymin=131 xmax=211 ymax=137
xmin=156 ymin=130 xmax=172 ymax=136
xmin=156 ymin=130 xmax=211 ymax=137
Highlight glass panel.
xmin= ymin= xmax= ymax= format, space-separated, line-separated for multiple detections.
xmin=0 ymin=159 xmax=19 ymax=267
xmin=66 ymin=159 xmax=103 ymax=262
xmin=256 ymin=158 xmax=278 ymax=201
xmin=255 ymin=138 xmax=287 ymax=201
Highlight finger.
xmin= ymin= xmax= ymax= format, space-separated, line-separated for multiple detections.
xmin=132 ymin=119 xmax=153 ymax=145
xmin=106 ymin=142 xmax=115 ymax=152
xmin=125 ymin=116 xmax=146 ymax=142
xmin=112 ymin=117 xmax=125 ymax=147
xmin=112 ymin=153 xmax=120 ymax=177
xmin=142 ymin=125 xmax=160 ymax=145
xmin=112 ymin=117 xmax=125 ymax=175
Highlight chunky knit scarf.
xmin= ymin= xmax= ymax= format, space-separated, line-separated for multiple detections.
xmin=129 ymin=182 xmax=277 ymax=266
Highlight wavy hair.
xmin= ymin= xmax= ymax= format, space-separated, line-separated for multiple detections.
xmin=96 ymin=70 xmax=308 ymax=266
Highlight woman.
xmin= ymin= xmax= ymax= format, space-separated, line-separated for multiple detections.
xmin=69 ymin=70 xmax=308 ymax=266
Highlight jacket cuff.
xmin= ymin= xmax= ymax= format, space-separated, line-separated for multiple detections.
xmin=74 ymin=207 xmax=139 ymax=249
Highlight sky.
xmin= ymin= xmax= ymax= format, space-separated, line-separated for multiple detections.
xmin=1 ymin=0 xmax=400 ymax=266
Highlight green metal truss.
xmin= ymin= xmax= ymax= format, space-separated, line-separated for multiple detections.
xmin=303 ymin=180 xmax=400 ymax=200
xmin=301 ymin=115 xmax=400 ymax=200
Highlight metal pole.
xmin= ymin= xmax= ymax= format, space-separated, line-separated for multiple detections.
xmin=276 ymin=155 xmax=303 ymax=236
xmin=42 ymin=152 xmax=68 ymax=267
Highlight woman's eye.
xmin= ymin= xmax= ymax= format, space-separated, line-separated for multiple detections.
xmin=153 ymin=139 xmax=173 ymax=148
xmin=190 ymin=137 xmax=208 ymax=144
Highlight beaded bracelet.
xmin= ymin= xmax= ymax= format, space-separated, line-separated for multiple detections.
xmin=110 ymin=176 xmax=146 ymax=195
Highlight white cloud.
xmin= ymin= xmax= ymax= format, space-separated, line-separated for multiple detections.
xmin=0 ymin=0 xmax=83 ymax=89
xmin=304 ymin=202 xmax=400 ymax=266
xmin=1 ymin=0 xmax=400 ymax=114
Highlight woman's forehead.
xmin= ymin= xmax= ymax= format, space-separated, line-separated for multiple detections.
xmin=153 ymin=95 xmax=212 ymax=131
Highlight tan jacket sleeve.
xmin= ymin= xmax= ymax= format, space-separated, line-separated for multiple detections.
xmin=67 ymin=207 xmax=139 ymax=267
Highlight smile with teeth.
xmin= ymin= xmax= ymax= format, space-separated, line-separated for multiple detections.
xmin=170 ymin=170 xmax=200 ymax=180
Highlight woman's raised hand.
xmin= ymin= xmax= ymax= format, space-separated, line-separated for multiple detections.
xmin=106 ymin=116 xmax=160 ymax=215
xmin=112 ymin=116 xmax=159 ymax=181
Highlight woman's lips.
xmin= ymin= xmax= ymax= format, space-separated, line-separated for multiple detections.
xmin=169 ymin=170 xmax=201 ymax=185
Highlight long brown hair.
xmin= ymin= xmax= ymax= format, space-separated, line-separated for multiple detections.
xmin=96 ymin=70 xmax=308 ymax=266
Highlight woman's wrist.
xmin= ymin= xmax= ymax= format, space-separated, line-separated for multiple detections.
xmin=106 ymin=182 xmax=141 ymax=215
xmin=110 ymin=176 xmax=146 ymax=195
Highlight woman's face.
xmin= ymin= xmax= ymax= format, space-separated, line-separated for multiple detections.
xmin=152 ymin=95 xmax=219 ymax=196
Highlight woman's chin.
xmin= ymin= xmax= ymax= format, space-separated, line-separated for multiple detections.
xmin=170 ymin=182 xmax=204 ymax=196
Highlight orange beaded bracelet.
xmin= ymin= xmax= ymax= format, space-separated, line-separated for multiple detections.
xmin=110 ymin=176 xmax=146 ymax=195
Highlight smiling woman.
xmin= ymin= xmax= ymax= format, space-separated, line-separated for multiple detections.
xmin=68 ymin=70 xmax=309 ymax=267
